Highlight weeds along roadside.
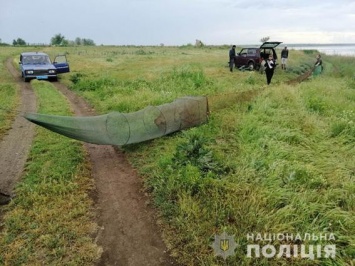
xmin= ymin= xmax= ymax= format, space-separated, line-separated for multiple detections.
xmin=0 ymin=48 xmax=22 ymax=140
xmin=0 ymin=80 xmax=101 ymax=265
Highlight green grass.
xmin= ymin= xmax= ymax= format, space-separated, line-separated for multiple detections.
xmin=0 ymin=80 xmax=101 ymax=265
xmin=125 ymin=77 xmax=354 ymax=265
xmin=0 ymin=46 xmax=354 ymax=265
xmin=0 ymin=47 xmax=21 ymax=139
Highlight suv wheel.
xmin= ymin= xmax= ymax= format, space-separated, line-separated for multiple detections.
xmin=248 ymin=62 xmax=254 ymax=70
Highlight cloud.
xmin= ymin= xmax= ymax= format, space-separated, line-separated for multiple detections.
xmin=0 ymin=0 xmax=355 ymax=45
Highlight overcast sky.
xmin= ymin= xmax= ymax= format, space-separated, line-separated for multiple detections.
xmin=1 ymin=0 xmax=355 ymax=46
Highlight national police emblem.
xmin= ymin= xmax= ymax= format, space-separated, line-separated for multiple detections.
xmin=210 ymin=231 xmax=237 ymax=260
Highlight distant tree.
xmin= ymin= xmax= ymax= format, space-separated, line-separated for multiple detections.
xmin=82 ymin=38 xmax=95 ymax=46
xmin=73 ymin=37 xmax=95 ymax=46
xmin=260 ymin=36 xmax=270 ymax=43
xmin=75 ymin=37 xmax=82 ymax=45
xmin=61 ymin=39 xmax=69 ymax=46
xmin=51 ymin=33 xmax=66 ymax=46
xmin=17 ymin=38 xmax=26 ymax=45
xmin=13 ymin=38 xmax=26 ymax=46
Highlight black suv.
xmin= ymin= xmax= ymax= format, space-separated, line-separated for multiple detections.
xmin=234 ymin=42 xmax=282 ymax=70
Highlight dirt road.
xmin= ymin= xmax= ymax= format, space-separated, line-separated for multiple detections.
xmin=1 ymin=60 xmax=175 ymax=265
xmin=0 ymin=58 xmax=37 ymax=198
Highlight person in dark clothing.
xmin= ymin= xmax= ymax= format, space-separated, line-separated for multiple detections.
xmin=314 ymin=54 xmax=323 ymax=74
xmin=315 ymin=54 xmax=322 ymax=67
xmin=264 ymin=54 xmax=275 ymax=85
xmin=229 ymin=45 xmax=236 ymax=72
xmin=280 ymin=46 xmax=289 ymax=70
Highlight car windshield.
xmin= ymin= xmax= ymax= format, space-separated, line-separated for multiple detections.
xmin=23 ymin=55 xmax=51 ymax=65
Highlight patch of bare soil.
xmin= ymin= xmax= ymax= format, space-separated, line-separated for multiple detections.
xmin=1 ymin=58 xmax=175 ymax=265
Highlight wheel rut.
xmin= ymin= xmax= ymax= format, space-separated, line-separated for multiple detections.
xmin=0 ymin=58 xmax=37 ymax=201
xmin=1 ymin=58 xmax=175 ymax=265
xmin=53 ymin=83 xmax=175 ymax=266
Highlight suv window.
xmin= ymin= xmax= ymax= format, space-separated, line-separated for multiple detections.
xmin=240 ymin=49 xmax=248 ymax=55
xmin=247 ymin=49 xmax=257 ymax=55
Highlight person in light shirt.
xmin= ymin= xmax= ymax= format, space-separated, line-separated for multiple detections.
xmin=281 ymin=46 xmax=289 ymax=70
xmin=264 ymin=54 xmax=275 ymax=85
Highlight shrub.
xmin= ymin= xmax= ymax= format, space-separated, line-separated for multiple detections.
xmin=172 ymin=133 xmax=222 ymax=175
xmin=306 ymin=96 xmax=328 ymax=113
xmin=69 ymin=73 xmax=84 ymax=84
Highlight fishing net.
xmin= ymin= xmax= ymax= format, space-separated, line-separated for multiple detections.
xmin=25 ymin=96 xmax=208 ymax=146
xmin=313 ymin=65 xmax=323 ymax=76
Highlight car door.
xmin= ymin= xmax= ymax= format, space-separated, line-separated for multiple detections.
xmin=236 ymin=48 xmax=249 ymax=66
xmin=53 ymin=55 xmax=70 ymax=73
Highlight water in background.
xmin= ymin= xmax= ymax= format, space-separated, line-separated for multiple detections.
xmin=287 ymin=44 xmax=355 ymax=56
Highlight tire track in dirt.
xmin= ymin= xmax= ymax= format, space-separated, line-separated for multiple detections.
xmin=53 ymin=83 xmax=176 ymax=266
xmin=1 ymin=58 xmax=175 ymax=264
xmin=0 ymin=58 xmax=37 ymax=197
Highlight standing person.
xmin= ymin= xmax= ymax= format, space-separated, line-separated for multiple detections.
xmin=229 ymin=45 xmax=236 ymax=72
xmin=264 ymin=54 xmax=275 ymax=85
xmin=281 ymin=46 xmax=289 ymax=70
xmin=313 ymin=54 xmax=323 ymax=75
xmin=315 ymin=54 xmax=322 ymax=67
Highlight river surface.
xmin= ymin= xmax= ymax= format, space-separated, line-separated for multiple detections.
xmin=287 ymin=44 xmax=355 ymax=56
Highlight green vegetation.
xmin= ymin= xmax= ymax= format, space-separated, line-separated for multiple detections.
xmin=0 ymin=47 xmax=21 ymax=139
xmin=0 ymin=46 xmax=354 ymax=265
xmin=12 ymin=38 xmax=27 ymax=46
xmin=0 ymin=80 xmax=100 ymax=265
xmin=50 ymin=33 xmax=95 ymax=46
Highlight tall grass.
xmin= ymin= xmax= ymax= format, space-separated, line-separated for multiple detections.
xmin=55 ymin=46 xmax=354 ymax=265
xmin=0 ymin=48 xmax=21 ymax=139
xmin=120 ymin=50 xmax=354 ymax=265
xmin=126 ymin=77 xmax=355 ymax=265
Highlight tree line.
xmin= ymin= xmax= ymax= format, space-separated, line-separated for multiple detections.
xmin=0 ymin=34 xmax=96 ymax=46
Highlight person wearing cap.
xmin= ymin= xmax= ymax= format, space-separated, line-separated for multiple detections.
xmin=281 ymin=46 xmax=289 ymax=70
xmin=229 ymin=45 xmax=236 ymax=72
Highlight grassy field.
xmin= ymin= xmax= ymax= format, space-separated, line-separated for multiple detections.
xmin=0 ymin=45 xmax=354 ymax=265
xmin=0 ymin=80 xmax=101 ymax=264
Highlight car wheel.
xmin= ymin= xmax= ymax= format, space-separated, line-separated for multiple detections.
xmin=24 ymin=77 xmax=30 ymax=82
xmin=248 ymin=62 xmax=254 ymax=70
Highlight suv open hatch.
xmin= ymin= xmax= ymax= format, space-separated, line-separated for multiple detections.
xmin=234 ymin=41 xmax=282 ymax=70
